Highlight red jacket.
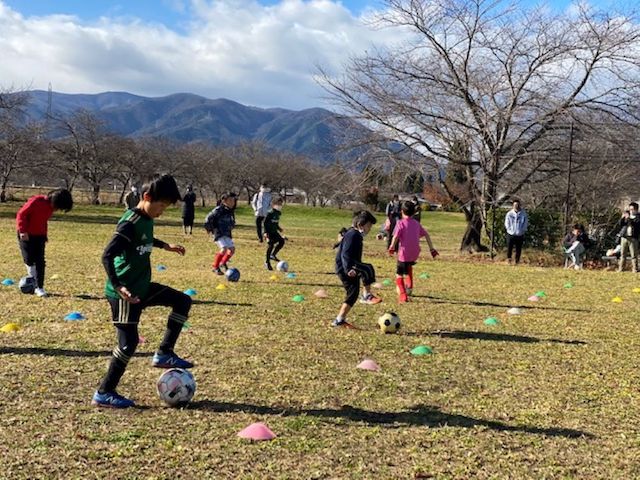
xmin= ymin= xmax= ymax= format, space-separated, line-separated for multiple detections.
xmin=16 ymin=195 xmax=54 ymax=236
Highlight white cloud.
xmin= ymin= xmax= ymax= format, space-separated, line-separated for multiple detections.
xmin=0 ymin=0 xmax=401 ymax=109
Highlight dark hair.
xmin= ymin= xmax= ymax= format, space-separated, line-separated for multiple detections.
xmin=513 ymin=199 xmax=521 ymax=205
xmin=572 ymin=223 xmax=583 ymax=232
xmin=273 ymin=197 xmax=284 ymax=205
xmin=339 ymin=227 xmax=348 ymax=236
xmin=630 ymin=202 xmax=639 ymax=210
xmin=352 ymin=210 xmax=377 ymax=228
xmin=401 ymin=200 xmax=416 ymax=217
xmin=47 ymin=188 xmax=73 ymax=212
xmin=141 ymin=175 xmax=181 ymax=204
xmin=392 ymin=194 xmax=399 ymax=200
xmin=221 ymin=191 xmax=238 ymax=201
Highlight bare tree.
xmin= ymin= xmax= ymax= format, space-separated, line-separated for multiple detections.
xmin=0 ymin=122 xmax=44 ymax=202
xmin=321 ymin=0 xmax=640 ymax=252
xmin=0 ymin=86 xmax=29 ymax=113
xmin=50 ymin=109 xmax=116 ymax=203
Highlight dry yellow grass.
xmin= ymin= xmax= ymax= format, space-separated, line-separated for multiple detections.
xmin=1 ymin=203 xmax=640 ymax=479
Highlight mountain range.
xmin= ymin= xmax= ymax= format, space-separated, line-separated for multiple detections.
xmin=22 ymin=90 xmax=371 ymax=164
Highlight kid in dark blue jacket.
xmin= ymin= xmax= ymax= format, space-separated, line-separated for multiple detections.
xmin=204 ymin=192 xmax=237 ymax=274
xmin=333 ymin=210 xmax=381 ymax=328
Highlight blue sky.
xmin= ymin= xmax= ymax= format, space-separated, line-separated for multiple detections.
xmin=3 ymin=0 xmax=381 ymax=29
xmin=2 ymin=0 xmax=607 ymax=30
xmin=0 ymin=0 xmax=622 ymax=109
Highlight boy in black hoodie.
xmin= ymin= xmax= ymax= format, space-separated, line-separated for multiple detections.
xmin=333 ymin=210 xmax=382 ymax=328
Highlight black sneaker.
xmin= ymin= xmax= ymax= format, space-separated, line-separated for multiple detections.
xmin=213 ymin=267 xmax=224 ymax=275
xmin=265 ymin=262 xmax=273 ymax=271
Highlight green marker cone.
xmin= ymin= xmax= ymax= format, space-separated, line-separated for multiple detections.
xmin=534 ymin=291 xmax=547 ymax=298
xmin=419 ymin=273 xmax=430 ymax=279
xmin=411 ymin=345 xmax=433 ymax=356
xmin=484 ymin=317 xmax=499 ymax=326
xmin=382 ymin=279 xmax=392 ymax=286
xmin=292 ymin=294 xmax=305 ymax=303
xmin=564 ymin=283 xmax=573 ymax=289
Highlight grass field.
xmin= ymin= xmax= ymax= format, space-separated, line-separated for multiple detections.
xmin=2 ymin=202 xmax=640 ymax=479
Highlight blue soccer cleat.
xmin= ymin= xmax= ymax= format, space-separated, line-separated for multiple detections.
xmin=92 ymin=390 xmax=135 ymax=409
xmin=152 ymin=352 xmax=194 ymax=369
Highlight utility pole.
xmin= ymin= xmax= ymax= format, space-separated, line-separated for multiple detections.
xmin=563 ymin=122 xmax=574 ymax=232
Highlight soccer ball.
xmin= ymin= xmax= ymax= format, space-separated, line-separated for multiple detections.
xmin=225 ymin=267 xmax=240 ymax=282
xmin=18 ymin=276 xmax=36 ymax=294
xmin=157 ymin=368 xmax=196 ymax=407
xmin=378 ymin=312 xmax=401 ymax=334
xmin=276 ymin=260 xmax=288 ymax=272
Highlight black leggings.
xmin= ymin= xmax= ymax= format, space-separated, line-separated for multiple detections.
xmin=266 ymin=235 xmax=285 ymax=261
xmin=507 ymin=234 xmax=525 ymax=263
xmin=256 ymin=216 xmax=265 ymax=240
xmin=98 ymin=283 xmax=192 ymax=393
xmin=18 ymin=235 xmax=46 ymax=288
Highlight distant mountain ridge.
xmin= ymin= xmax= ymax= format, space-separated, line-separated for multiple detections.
xmin=22 ymin=90 xmax=367 ymax=164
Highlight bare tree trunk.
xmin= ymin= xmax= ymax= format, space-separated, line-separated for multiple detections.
xmin=118 ymin=184 xmax=128 ymax=205
xmin=91 ymin=183 xmax=101 ymax=205
xmin=0 ymin=177 xmax=8 ymax=203
xmin=460 ymin=203 xmax=488 ymax=253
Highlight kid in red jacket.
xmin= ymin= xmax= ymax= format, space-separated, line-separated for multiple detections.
xmin=16 ymin=189 xmax=73 ymax=297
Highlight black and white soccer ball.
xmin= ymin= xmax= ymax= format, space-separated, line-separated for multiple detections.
xmin=377 ymin=312 xmax=401 ymax=334
xmin=18 ymin=276 xmax=36 ymax=295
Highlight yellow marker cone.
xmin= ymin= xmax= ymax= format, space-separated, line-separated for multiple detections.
xmin=633 ymin=288 xmax=640 ymax=294
xmin=216 ymin=283 xmax=227 ymax=290
xmin=612 ymin=296 xmax=623 ymax=303
xmin=270 ymin=274 xmax=278 ymax=281
xmin=1 ymin=323 xmax=20 ymax=333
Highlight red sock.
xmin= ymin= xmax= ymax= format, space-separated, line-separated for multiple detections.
xmin=220 ymin=250 xmax=234 ymax=265
xmin=213 ymin=252 xmax=223 ymax=268
xmin=405 ymin=266 xmax=414 ymax=289
xmin=396 ymin=277 xmax=407 ymax=296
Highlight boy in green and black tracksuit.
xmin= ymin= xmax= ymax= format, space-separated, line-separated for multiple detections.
xmin=264 ymin=197 xmax=285 ymax=270
xmin=93 ymin=175 xmax=193 ymax=409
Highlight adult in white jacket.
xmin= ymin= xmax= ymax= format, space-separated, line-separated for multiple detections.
xmin=504 ymin=200 xmax=528 ymax=264
xmin=251 ymin=184 xmax=272 ymax=242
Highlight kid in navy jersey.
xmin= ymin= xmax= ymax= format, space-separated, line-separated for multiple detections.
xmin=93 ymin=175 xmax=193 ymax=409
xmin=333 ymin=210 xmax=381 ymax=328
xmin=204 ymin=192 xmax=237 ymax=275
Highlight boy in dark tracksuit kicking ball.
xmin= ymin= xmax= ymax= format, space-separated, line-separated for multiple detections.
xmin=333 ymin=210 xmax=382 ymax=328
xmin=93 ymin=175 xmax=194 ymax=409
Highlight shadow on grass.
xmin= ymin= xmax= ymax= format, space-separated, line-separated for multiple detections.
xmin=192 ymin=299 xmax=253 ymax=307
xmin=60 ymin=294 xmax=253 ymax=307
xmin=242 ymin=279 xmax=342 ymax=289
xmin=412 ymin=294 xmax=590 ymax=313
xmin=0 ymin=346 xmax=153 ymax=357
xmin=189 ymin=400 xmax=593 ymax=439
xmin=417 ymin=330 xmax=586 ymax=345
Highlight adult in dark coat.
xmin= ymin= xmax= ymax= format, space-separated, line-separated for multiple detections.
xmin=182 ymin=185 xmax=196 ymax=235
